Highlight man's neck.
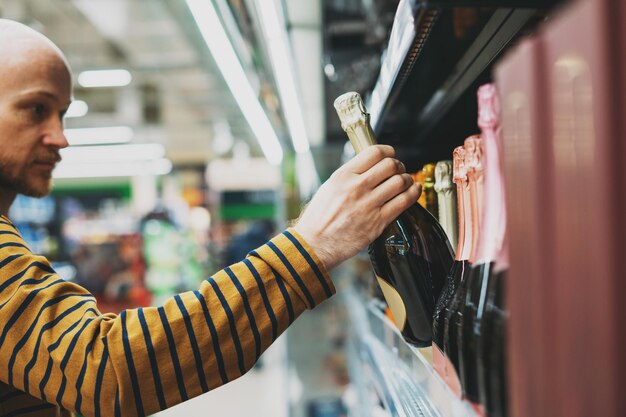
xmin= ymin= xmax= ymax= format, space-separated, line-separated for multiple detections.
xmin=0 ymin=189 xmax=16 ymax=217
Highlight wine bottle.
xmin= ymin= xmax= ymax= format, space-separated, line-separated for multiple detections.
xmin=434 ymin=160 xmax=458 ymax=249
xmin=460 ymin=84 xmax=508 ymax=414
xmin=442 ymin=146 xmax=473 ymax=397
xmin=457 ymin=133 xmax=484 ymax=407
xmin=431 ymin=160 xmax=458 ymax=377
xmin=334 ymin=92 xmax=454 ymax=347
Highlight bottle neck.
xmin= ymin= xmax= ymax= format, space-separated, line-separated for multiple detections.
xmin=475 ymin=126 xmax=507 ymax=265
xmin=345 ymin=121 xmax=378 ymax=151
xmin=455 ymin=180 xmax=472 ymax=261
xmin=436 ymin=180 xmax=458 ymax=251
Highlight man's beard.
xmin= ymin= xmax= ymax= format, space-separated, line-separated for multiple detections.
xmin=0 ymin=164 xmax=53 ymax=198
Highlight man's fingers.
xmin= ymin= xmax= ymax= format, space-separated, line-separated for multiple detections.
xmin=379 ymin=183 xmax=421 ymax=223
xmin=344 ymin=145 xmax=395 ymax=174
xmin=368 ymin=173 xmax=413 ymax=207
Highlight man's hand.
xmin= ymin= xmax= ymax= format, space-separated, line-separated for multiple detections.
xmin=294 ymin=145 xmax=421 ymax=271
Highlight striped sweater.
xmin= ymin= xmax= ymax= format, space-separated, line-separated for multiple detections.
xmin=0 ymin=215 xmax=335 ymax=417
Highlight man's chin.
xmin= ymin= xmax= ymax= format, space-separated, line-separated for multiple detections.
xmin=19 ymin=180 xmax=53 ymax=198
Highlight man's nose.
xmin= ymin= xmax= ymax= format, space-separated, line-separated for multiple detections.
xmin=42 ymin=119 xmax=69 ymax=149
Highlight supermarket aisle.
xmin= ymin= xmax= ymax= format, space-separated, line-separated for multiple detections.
xmin=154 ymin=340 xmax=289 ymax=417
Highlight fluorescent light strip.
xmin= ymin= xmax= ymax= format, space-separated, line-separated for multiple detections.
xmin=64 ymin=126 xmax=134 ymax=146
xmin=186 ymin=0 xmax=283 ymax=165
xmin=255 ymin=0 xmax=310 ymax=154
xmin=78 ymin=69 xmax=132 ymax=88
xmin=65 ymin=100 xmax=89 ymax=118
xmin=60 ymin=143 xmax=165 ymax=162
xmin=54 ymin=158 xmax=172 ymax=179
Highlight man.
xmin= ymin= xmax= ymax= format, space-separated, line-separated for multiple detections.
xmin=0 ymin=19 xmax=420 ymax=417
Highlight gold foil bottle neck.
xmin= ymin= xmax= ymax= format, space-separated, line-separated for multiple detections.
xmin=333 ymin=91 xmax=377 ymax=153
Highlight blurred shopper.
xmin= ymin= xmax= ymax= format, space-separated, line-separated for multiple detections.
xmin=0 ymin=19 xmax=420 ymax=417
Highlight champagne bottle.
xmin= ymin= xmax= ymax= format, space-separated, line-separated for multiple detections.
xmin=431 ymin=160 xmax=458 ymax=377
xmin=457 ymin=134 xmax=484 ymax=405
xmin=442 ymin=146 xmax=473 ymax=397
xmin=461 ymin=84 xmax=508 ymax=413
xmin=334 ymin=92 xmax=455 ymax=347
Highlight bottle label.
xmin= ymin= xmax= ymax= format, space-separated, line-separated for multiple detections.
xmin=376 ymin=275 xmax=407 ymax=330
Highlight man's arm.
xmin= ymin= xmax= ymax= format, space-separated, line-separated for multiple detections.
xmin=0 ymin=145 xmax=420 ymax=417
xmin=0 ymin=221 xmax=332 ymax=417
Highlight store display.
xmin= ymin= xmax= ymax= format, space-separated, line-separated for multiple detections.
xmin=496 ymin=36 xmax=550 ymax=417
xmin=434 ymin=160 xmax=458 ymax=249
xmin=442 ymin=146 xmax=473 ymax=398
xmin=541 ymin=1 xmax=619 ymax=415
xmin=334 ymin=91 xmax=454 ymax=348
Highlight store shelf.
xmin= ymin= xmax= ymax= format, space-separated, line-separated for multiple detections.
xmin=343 ymin=291 xmax=477 ymax=417
xmin=414 ymin=8 xmax=536 ymax=141
xmin=366 ymin=0 xmax=564 ymax=166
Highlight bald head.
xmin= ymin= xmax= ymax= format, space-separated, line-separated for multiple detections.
xmin=0 ymin=19 xmax=71 ymax=74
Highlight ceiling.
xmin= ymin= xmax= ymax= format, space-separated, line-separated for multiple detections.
xmin=0 ymin=0 xmax=397 ymax=173
xmin=0 ymin=0 xmax=322 ymax=165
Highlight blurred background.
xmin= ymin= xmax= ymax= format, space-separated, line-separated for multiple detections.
xmin=3 ymin=0 xmax=624 ymax=417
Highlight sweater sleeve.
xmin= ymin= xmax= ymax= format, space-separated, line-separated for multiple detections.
xmin=0 ymin=216 xmax=335 ymax=417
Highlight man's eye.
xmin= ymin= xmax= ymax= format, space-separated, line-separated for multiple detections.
xmin=31 ymin=103 xmax=47 ymax=119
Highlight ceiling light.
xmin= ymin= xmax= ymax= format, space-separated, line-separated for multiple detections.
xmin=65 ymin=100 xmax=89 ymax=118
xmin=60 ymin=143 xmax=165 ymax=162
xmin=255 ymin=0 xmax=310 ymax=154
xmin=186 ymin=0 xmax=283 ymax=165
xmin=64 ymin=126 xmax=134 ymax=146
xmin=53 ymin=158 xmax=172 ymax=179
xmin=77 ymin=69 xmax=132 ymax=88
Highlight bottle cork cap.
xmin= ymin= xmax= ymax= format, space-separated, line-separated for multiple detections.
xmin=333 ymin=91 xmax=369 ymax=131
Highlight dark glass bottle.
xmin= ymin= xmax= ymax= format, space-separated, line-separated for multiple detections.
xmin=461 ymin=84 xmax=508 ymax=412
xmin=479 ymin=270 xmax=508 ymax=417
xmin=442 ymin=145 xmax=474 ymax=396
xmin=334 ymin=92 xmax=454 ymax=348
xmin=456 ymin=134 xmax=484 ymax=404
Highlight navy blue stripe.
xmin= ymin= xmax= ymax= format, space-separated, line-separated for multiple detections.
xmin=193 ymin=290 xmax=228 ymax=384
xmin=207 ymin=277 xmax=246 ymax=375
xmin=121 ymin=310 xmax=145 ymax=417
xmin=73 ymin=324 xmax=97 ymax=414
xmin=0 ymin=253 xmax=21 ymax=270
xmin=266 ymin=241 xmax=316 ymax=307
xmin=23 ymin=300 xmax=93 ymax=390
xmin=242 ymin=259 xmax=278 ymax=341
xmin=157 ymin=306 xmax=188 ymax=401
xmin=0 ymin=274 xmax=58 ymax=311
xmin=0 ymin=230 xmax=21 ymax=238
xmin=4 ymin=403 xmax=55 ymax=417
xmin=39 ymin=310 xmax=96 ymax=400
xmin=0 ymin=242 xmax=29 ymax=250
xmin=53 ymin=299 xmax=100 ymax=405
xmin=93 ymin=341 xmax=109 ymax=417
xmin=0 ymin=261 xmax=54 ymax=293
xmin=115 ymin=386 xmax=121 ymax=417
xmin=8 ymin=293 xmax=93 ymax=386
xmin=137 ymin=308 xmax=167 ymax=410
xmin=224 ymin=267 xmax=262 ymax=359
xmin=249 ymin=250 xmax=295 ymax=323
xmin=174 ymin=295 xmax=209 ymax=392
xmin=283 ymin=230 xmax=333 ymax=297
